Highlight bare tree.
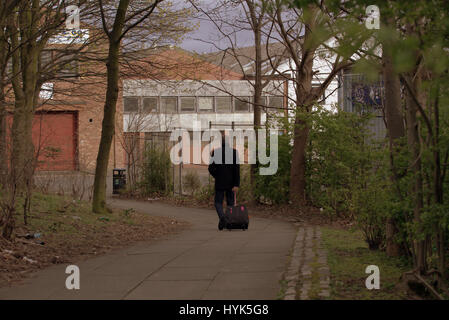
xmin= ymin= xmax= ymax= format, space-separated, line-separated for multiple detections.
xmin=191 ymin=0 xmax=288 ymax=194
xmin=265 ymin=1 xmax=365 ymax=205
xmin=92 ymin=0 xmax=178 ymax=213
xmin=0 ymin=0 xmax=100 ymax=238
xmin=1 ymin=0 xmax=73 ymax=238
xmin=0 ymin=0 xmax=21 ymax=186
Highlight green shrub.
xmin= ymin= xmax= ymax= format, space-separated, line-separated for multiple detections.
xmin=139 ymin=145 xmax=172 ymax=195
xmin=254 ymin=117 xmax=292 ymax=204
xmin=350 ymin=173 xmax=390 ymax=249
xmin=307 ymin=106 xmax=390 ymax=247
xmin=194 ymin=183 xmax=215 ymax=204
xmin=236 ymin=165 xmax=254 ymax=203
xmin=182 ymin=171 xmax=201 ymax=196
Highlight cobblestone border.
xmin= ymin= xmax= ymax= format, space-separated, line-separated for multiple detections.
xmin=283 ymin=225 xmax=330 ymax=300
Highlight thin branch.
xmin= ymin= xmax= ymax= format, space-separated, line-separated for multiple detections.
xmin=400 ymin=74 xmax=433 ymax=138
xmin=120 ymin=0 xmax=163 ymax=41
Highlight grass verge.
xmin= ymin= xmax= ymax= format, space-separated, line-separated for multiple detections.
xmin=321 ymin=226 xmax=413 ymax=300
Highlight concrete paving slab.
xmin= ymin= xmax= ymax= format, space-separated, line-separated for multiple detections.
xmin=91 ymin=252 xmax=176 ymax=276
xmin=124 ymin=280 xmax=211 ymax=300
xmin=0 ymin=265 xmax=67 ymax=300
xmin=219 ymin=261 xmax=286 ymax=273
xmin=166 ymin=254 xmax=228 ymax=268
xmin=239 ymin=244 xmax=294 ymax=253
xmin=230 ymin=252 xmax=288 ymax=264
xmin=206 ymin=272 xmax=282 ymax=292
xmin=47 ymin=274 xmax=144 ymax=300
xmin=147 ymin=267 xmax=219 ymax=281
xmin=201 ymin=288 xmax=276 ymax=300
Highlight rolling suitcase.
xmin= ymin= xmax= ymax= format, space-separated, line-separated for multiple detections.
xmin=224 ymin=192 xmax=249 ymax=230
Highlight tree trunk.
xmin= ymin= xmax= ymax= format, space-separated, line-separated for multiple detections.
xmin=1 ymin=4 xmax=39 ymax=239
xmin=92 ymin=0 xmax=134 ymax=213
xmin=10 ymin=40 xmax=37 ymax=191
xmin=92 ymin=41 xmax=121 ymax=213
xmin=289 ymin=51 xmax=314 ymax=206
xmin=432 ymin=84 xmax=446 ymax=281
xmin=405 ymin=73 xmax=426 ymax=273
xmin=244 ymin=0 xmax=263 ymax=194
xmin=285 ymin=3 xmax=318 ymax=206
xmin=436 ymin=231 xmax=445 ymax=280
xmin=289 ymin=117 xmax=310 ymax=205
xmin=382 ymin=41 xmax=405 ymax=257
xmin=0 ymin=84 xmax=6 ymax=187
xmin=0 ymin=26 xmax=7 ymax=186
xmin=251 ymin=19 xmax=262 ymax=193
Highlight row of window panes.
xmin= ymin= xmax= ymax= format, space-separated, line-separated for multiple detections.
xmin=123 ymin=96 xmax=284 ymax=113
xmin=9 ymin=51 xmax=80 ymax=81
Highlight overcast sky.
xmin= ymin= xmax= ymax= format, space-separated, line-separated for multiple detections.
xmin=178 ymin=0 xmax=255 ymax=53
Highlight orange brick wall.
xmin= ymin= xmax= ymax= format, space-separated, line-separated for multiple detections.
xmin=36 ymin=75 xmax=125 ymax=173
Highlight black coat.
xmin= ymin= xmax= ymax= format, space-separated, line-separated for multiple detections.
xmin=208 ymin=146 xmax=240 ymax=190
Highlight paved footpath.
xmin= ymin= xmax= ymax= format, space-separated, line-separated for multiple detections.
xmin=0 ymin=199 xmax=297 ymax=300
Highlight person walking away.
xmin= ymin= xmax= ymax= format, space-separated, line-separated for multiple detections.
xmin=208 ymin=138 xmax=240 ymax=230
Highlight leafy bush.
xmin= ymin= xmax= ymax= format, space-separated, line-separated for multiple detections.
xmin=194 ymin=183 xmax=215 ymax=204
xmin=307 ymin=106 xmax=390 ymax=248
xmin=350 ymin=173 xmax=390 ymax=250
xmin=139 ymin=145 xmax=172 ymax=195
xmin=236 ymin=165 xmax=254 ymax=203
xmin=307 ymin=108 xmax=367 ymax=215
xmin=254 ymin=118 xmax=292 ymax=204
xmin=182 ymin=171 xmax=201 ymax=196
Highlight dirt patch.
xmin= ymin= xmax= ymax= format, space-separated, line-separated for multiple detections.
xmin=0 ymin=194 xmax=190 ymax=288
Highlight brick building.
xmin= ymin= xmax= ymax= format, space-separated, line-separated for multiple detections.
xmin=16 ymin=35 xmax=288 ymax=193
xmin=13 ymin=27 xmax=126 ymax=173
xmin=121 ymin=46 xmax=289 ymax=165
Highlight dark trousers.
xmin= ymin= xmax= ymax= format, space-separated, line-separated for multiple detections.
xmin=214 ymin=189 xmax=234 ymax=220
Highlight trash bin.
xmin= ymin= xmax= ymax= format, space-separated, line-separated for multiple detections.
xmin=113 ymin=169 xmax=126 ymax=194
